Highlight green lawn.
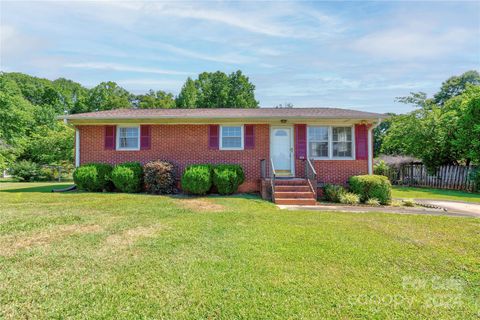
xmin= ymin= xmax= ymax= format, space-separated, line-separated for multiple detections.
xmin=393 ymin=186 xmax=480 ymax=203
xmin=0 ymin=182 xmax=479 ymax=319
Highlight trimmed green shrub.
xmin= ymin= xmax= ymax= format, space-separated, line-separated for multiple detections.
xmin=323 ymin=184 xmax=346 ymax=203
xmin=365 ymin=198 xmax=381 ymax=206
xmin=181 ymin=164 xmax=212 ymax=195
xmin=111 ymin=162 xmax=143 ymax=193
xmin=349 ymin=175 xmax=392 ymax=205
xmin=212 ymin=164 xmax=245 ymax=195
xmin=339 ymin=192 xmax=360 ymax=205
xmin=10 ymin=160 xmax=41 ymax=182
xmin=144 ymin=160 xmax=177 ymax=194
xmin=73 ymin=163 xmax=113 ymax=192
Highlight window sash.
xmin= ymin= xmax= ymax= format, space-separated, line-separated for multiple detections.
xmin=308 ymin=126 xmax=329 ymax=158
xmin=308 ymin=126 xmax=353 ymax=159
xmin=220 ymin=125 xmax=243 ymax=150
xmin=117 ymin=126 xmax=139 ymax=150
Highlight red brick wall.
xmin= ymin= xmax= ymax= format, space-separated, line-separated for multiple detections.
xmin=78 ymin=124 xmax=270 ymax=192
xmin=295 ymin=159 xmax=368 ymax=186
xmin=77 ymin=123 xmax=370 ymax=192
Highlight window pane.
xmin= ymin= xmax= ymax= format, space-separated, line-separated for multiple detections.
xmin=118 ymin=127 xmax=139 ymax=149
xmin=333 ymin=142 xmax=352 ymax=157
xmin=221 ymin=126 xmax=242 ymax=148
xmin=309 ymin=142 xmax=328 ymax=157
xmin=222 ymin=137 xmax=241 ymax=148
xmin=222 ymin=126 xmax=241 ymax=137
xmin=308 ymin=127 xmax=328 ymax=141
xmin=332 ymin=127 xmax=352 ymax=142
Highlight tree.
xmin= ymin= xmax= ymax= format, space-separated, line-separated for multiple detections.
xmin=83 ymin=81 xmax=132 ymax=112
xmin=0 ymin=76 xmax=35 ymax=144
xmin=136 ymin=90 xmax=175 ymax=109
xmin=380 ymin=71 xmax=480 ymax=170
xmin=433 ymin=70 xmax=480 ymax=106
xmin=227 ymin=70 xmax=258 ymax=107
xmin=176 ymin=78 xmax=197 ymax=108
xmin=176 ymin=71 xmax=259 ymax=108
xmin=196 ymin=71 xmax=230 ymax=107
xmin=373 ymin=114 xmax=394 ymax=156
xmin=24 ymin=123 xmax=74 ymax=165
xmin=452 ymin=85 xmax=480 ymax=164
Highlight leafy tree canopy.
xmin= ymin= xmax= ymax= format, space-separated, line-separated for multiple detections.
xmin=136 ymin=90 xmax=175 ymax=109
xmin=434 ymin=70 xmax=480 ymax=106
xmin=177 ymin=70 xmax=258 ymax=108
xmin=381 ymin=71 xmax=480 ymax=170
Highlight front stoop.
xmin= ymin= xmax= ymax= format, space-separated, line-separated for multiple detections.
xmin=273 ymin=178 xmax=316 ymax=205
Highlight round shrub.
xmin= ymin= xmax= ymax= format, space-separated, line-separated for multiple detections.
xmin=10 ymin=160 xmax=41 ymax=182
xmin=111 ymin=162 xmax=143 ymax=193
xmin=323 ymin=184 xmax=346 ymax=203
xmin=144 ymin=160 xmax=177 ymax=194
xmin=181 ymin=164 xmax=212 ymax=195
xmin=339 ymin=192 xmax=360 ymax=205
xmin=348 ymin=175 xmax=392 ymax=205
xmin=212 ymin=164 xmax=245 ymax=195
xmin=73 ymin=163 xmax=113 ymax=191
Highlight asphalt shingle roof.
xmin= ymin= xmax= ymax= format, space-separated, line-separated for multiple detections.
xmin=64 ymin=107 xmax=387 ymax=120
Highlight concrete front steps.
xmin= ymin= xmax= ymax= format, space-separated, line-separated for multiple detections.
xmin=273 ymin=178 xmax=316 ymax=205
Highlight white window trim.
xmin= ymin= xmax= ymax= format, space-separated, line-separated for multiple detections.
xmin=116 ymin=125 xmax=140 ymax=151
xmin=220 ymin=125 xmax=244 ymax=150
xmin=307 ymin=125 xmax=355 ymax=160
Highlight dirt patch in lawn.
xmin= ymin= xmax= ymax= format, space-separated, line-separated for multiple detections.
xmin=177 ymin=198 xmax=225 ymax=212
xmin=103 ymin=224 xmax=164 ymax=249
xmin=0 ymin=224 xmax=103 ymax=256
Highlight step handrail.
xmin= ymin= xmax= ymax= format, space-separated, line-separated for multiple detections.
xmin=270 ymin=158 xmax=276 ymax=202
xmin=305 ymin=158 xmax=317 ymax=199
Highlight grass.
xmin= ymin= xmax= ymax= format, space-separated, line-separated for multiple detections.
xmin=0 ymin=182 xmax=479 ymax=319
xmin=393 ymin=186 xmax=480 ymax=203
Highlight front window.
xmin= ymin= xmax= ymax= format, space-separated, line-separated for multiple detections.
xmin=332 ymin=127 xmax=353 ymax=157
xmin=117 ymin=126 xmax=139 ymax=150
xmin=220 ymin=125 xmax=243 ymax=150
xmin=308 ymin=126 xmax=329 ymax=158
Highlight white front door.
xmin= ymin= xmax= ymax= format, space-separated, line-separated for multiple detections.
xmin=271 ymin=127 xmax=293 ymax=175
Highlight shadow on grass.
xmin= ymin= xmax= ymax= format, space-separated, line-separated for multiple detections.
xmin=0 ymin=184 xmax=74 ymax=193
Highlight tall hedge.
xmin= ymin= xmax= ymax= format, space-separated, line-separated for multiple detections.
xmin=348 ymin=175 xmax=392 ymax=205
xmin=111 ymin=162 xmax=143 ymax=193
xmin=73 ymin=163 xmax=113 ymax=192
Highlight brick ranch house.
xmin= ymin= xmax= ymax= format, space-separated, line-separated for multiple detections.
xmin=63 ymin=108 xmax=387 ymax=204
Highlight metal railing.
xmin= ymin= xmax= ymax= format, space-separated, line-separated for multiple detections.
xmin=305 ymin=158 xmax=317 ymax=199
xmin=270 ymin=158 xmax=276 ymax=202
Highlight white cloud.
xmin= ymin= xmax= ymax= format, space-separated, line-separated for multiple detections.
xmin=351 ymin=26 xmax=474 ymax=59
xmin=64 ymin=62 xmax=191 ymax=76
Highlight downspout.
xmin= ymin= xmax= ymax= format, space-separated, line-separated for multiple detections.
xmin=368 ymin=118 xmax=382 ymax=175
xmin=75 ymin=127 xmax=80 ymax=167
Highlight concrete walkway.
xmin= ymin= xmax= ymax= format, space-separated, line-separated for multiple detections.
xmin=278 ymin=200 xmax=480 ymax=218
xmin=414 ymin=199 xmax=480 ymax=218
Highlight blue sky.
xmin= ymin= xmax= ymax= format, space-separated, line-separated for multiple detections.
xmin=1 ymin=1 xmax=479 ymax=113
